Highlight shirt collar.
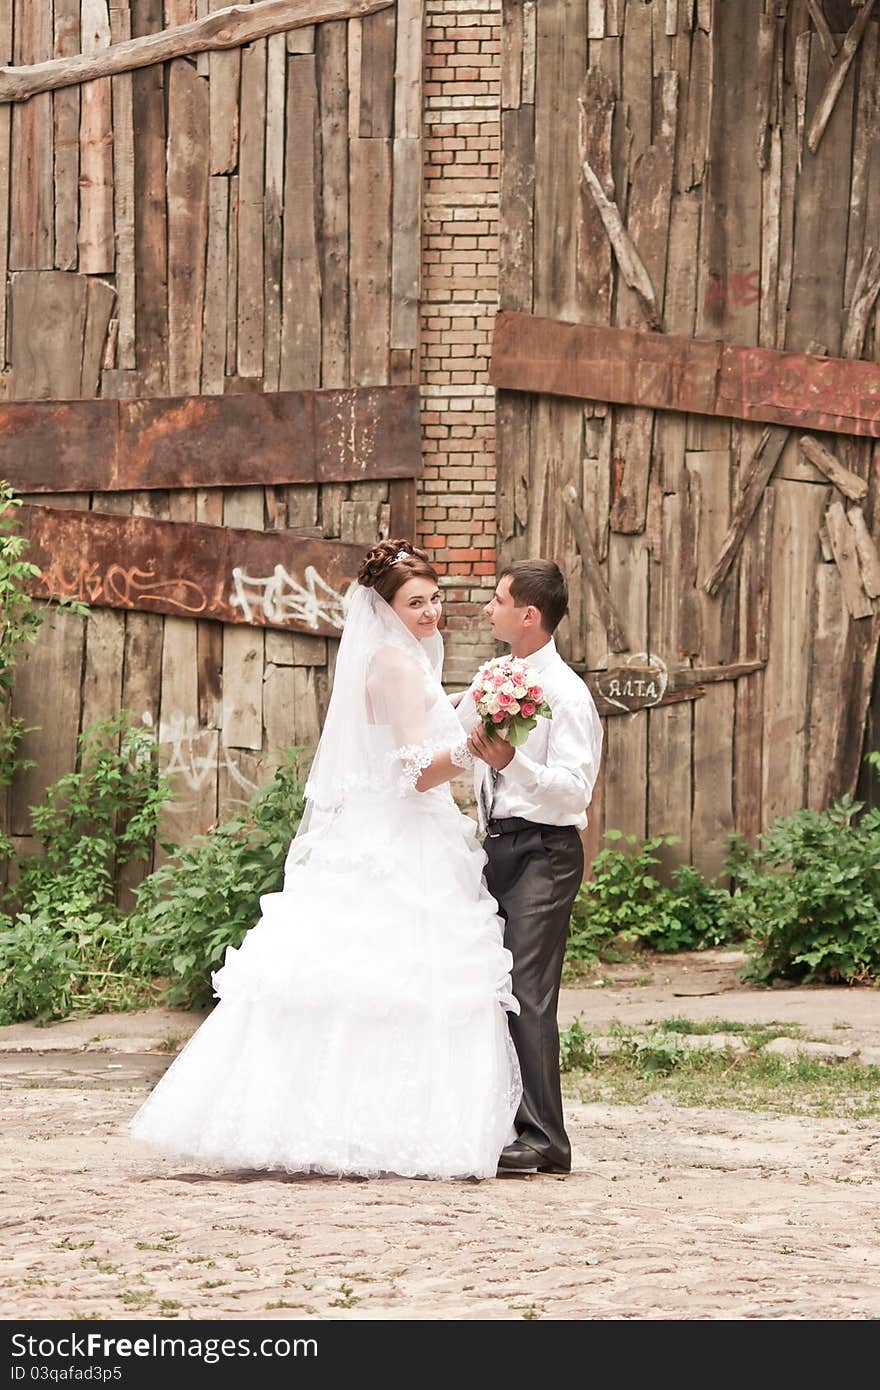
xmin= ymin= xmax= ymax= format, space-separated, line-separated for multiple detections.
xmin=518 ymin=636 xmax=557 ymax=672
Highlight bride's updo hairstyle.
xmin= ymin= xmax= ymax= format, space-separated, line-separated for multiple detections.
xmin=357 ymin=539 xmax=439 ymax=604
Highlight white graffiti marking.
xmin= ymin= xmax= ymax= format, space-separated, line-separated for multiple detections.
xmin=143 ymin=710 xmax=260 ymax=810
xmin=598 ymin=652 xmax=669 ymax=715
xmin=228 ymin=564 xmax=354 ymax=630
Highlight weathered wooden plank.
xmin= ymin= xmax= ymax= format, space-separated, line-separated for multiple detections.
xmin=698 ymin=0 xmax=762 ymax=348
xmin=799 ymin=434 xmax=869 ymax=501
xmin=608 ymin=71 xmax=677 ymax=534
xmin=490 ymin=313 xmax=880 ymax=439
xmin=558 ymin=483 xmax=628 ymax=650
xmin=390 ymin=136 xmax=420 ymax=350
xmin=222 ymin=488 xmax=264 ymax=749
xmin=848 ymin=505 xmax=880 ymax=599
xmin=502 ymin=0 xmax=523 ymax=109
xmin=109 ymin=4 xmax=136 ymax=369
xmin=762 ymin=479 xmax=826 ymax=823
xmin=81 ymin=276 xmax=117 ymax=396
xmin=393 ymin=0 xmax=421 ymax=138
xmin=0 ymin=0 xmax=396 ymax=102
xmin=689 ymin=449 xmax=735 ymax=876
xmin=350 ymin=137 xmax=390 ymax=385
xmin=647 ymin=502 xmax=692 ymax=857
xmin=8 ymin=271 xmax=89 ymax=399
xmin=280 ymin=51 xmax=321 ymax=389
xmin=499 ymin=105 xmax=534 ymax=315
xmin=806 ymin=0 xmax=876 ymax=153
xmin=357 ymin=4 xmax=394 ymax=136
xmin=534 ymin=0 xmax=587 ymax=320
xmin=825 ymin=498 xmax=874 ymax=619
xmin=53 ymin=0 xmax=81 ymax=271
xmin=576 ymin=67 xmax=614 ymax=325
xmin=603 ymin=535 xmax=648 ymax=838
xmin=131 ymin=0 xmax=167 ymax=394
xmin=788 ymin=32 xmax=854 ymax=356
xmin=236 ymin=36 xmax=266 ymax=378
xmin=806 ymin=561 xmax=850 ymax=809
xmin=842 ymin=246 xmax=880 ymax=361
xmin=79 ymin=0 xmax=115 ymax=274
xmin=317 ymin=19 xmax=349 ymax=386
xmin=733 ymin=482 xmax=774 ymax=843
xmin=0 ymin=384 xmax=421 ymax=490
xmin=202 ymin=175 xmax=229 ymax=393
xmin=263 ymin=29 xmax=286 ymax=391
xmin=18 ymin=502 xmax=364 ymax=635
xmin=166 ymin=58 xmax=210 ymax=396
xmin=208 ymin=0 xmax=239 ymax=172
xmin=10 ymin=607 xmax=84 ymax=836
xmin=9 ymin=0 xmax=54 ymax=269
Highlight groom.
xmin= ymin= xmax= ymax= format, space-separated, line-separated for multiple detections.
xmin=460 ymin=560 xmax=603 ymax=1174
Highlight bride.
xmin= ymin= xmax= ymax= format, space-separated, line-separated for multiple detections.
xmin=130 ymin=539 xmax=522 ymax=1180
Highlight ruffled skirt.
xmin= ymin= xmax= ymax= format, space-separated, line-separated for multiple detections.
xmin=129 ymin=791 xmax=521 ymax=1180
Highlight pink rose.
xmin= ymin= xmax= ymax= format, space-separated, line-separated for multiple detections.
xmin=492 ymin=672 xmax=507 ymax=689
xmin=497 ymin=692 xmax=517 ymax=710
xmin=527 ymin=685 xmax=542 ymax=702
xmin=521 ymin=701 xmax=536 ymax=717
xmin=492 ymin=710 xmax=506 ymax=723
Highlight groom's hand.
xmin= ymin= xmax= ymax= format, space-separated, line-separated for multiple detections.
xmin=468 ymin=723 xmax=515 ymax=770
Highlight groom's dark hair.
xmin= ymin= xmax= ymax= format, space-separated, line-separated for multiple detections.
xmin=499 ymin=559 xmax=568 ymax=634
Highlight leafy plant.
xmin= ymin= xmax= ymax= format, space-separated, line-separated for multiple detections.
xmin=566 ymin=830 xmax=735 ymax=961
xmin=724 ymin=795 xmax=880 ymax=985
xmin=558 ymin=1014 xmax=597 ymax=1072
xmin=0 ymin=715 xmax=171 ymax=1024
xmin=128 ymin=750 xmax=310 ymax=1008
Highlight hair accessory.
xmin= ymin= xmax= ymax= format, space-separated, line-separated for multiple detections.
xmin=394 ymin=549 xmax=410 ymax=563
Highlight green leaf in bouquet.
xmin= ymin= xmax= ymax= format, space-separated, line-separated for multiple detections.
xmin=507 ymin=716 xmax=537 ymax=747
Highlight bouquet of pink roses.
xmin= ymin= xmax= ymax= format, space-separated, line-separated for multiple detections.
xmin=472 ymin=655 xmax=552 ymax=747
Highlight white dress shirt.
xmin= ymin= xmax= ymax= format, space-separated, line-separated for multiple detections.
xmin=457 ymin=637 xmax=604 ymax=832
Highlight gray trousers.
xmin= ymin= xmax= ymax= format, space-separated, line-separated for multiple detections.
xmin=484 ymin=821 xmax=584 ymax=1169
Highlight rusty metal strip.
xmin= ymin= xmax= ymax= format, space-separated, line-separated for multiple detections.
xmin=18 ymin=504 xmax=367 ymax=637
xmin=490 ymin=311 xmax=880 ymax=439
xmin=0 ymin=385 xmax=422 ymax=492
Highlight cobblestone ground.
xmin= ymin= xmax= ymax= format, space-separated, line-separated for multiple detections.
xmin=3 ymin=960 xmax=879 ymax=1321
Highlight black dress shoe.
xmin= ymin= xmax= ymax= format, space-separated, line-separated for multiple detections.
xmin=496 ymin=1140 xmax=570 ymax=1174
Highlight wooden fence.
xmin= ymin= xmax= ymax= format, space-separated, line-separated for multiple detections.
xmin=0 ymin=0 xmax=423 ymax=890
xmin=496 ymin=0 xmax=880 ymax=873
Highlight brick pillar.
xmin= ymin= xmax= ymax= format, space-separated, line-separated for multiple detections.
xmin=419 ymin=0 xmax=500 ymax=687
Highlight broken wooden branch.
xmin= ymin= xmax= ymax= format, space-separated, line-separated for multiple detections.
xmin=806 ymin=0 xmax=877 ymax=155
xmin=848 ymin=505 xmax=880 ymax=599
xmin=807 ymin=0 xmax=838 ymax=66
xmin=842 ymin=246 xmax=880 ymax=360
xmin=561 ymin=482 xmax=631 ymax=653
xmin=579 ymin=143 xmax=661 ymax=328
xmin=703 ymin=426 xmax=788 ymax=598
xmin=799 ymin=434 xmax=869 ymax=501
xmin=825 ymin=499 xmax=875 ymax=619
xmin=0 ymin=0 xmax=394 ymax=105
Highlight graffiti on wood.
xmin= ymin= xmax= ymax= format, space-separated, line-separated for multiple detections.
xmin=0 ymin=386 xmax=421 ymax=493
xmin=16 ymin=504 xmax=363 ymax=636
xmin=490 ymin=312 xmax=880 ymax=438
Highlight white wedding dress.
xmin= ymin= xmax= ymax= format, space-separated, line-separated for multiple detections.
xmin=130 ymin=584 xmax=522 ymax=1180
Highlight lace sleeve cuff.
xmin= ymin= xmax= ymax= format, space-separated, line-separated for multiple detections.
xmin=449 ymin=739 xmax=474 ymax=771
xmin=392 ymin=743 xmax=438 ymax=794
